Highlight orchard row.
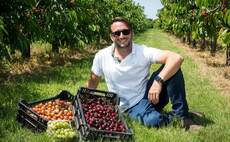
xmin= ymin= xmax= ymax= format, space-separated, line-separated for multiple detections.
xmin=156 ymin=0 xmax=230 ymax=65
xmin=0 ymin=0 xmax=152 ymax=59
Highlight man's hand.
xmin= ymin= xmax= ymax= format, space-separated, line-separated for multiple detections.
xmin=86 ymin=72 xmax=101 ymax=89
xmin=148 ymin=81 xmax=162 ymax=104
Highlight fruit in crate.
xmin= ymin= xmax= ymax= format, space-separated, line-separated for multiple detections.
xmin=47 ymin=121 xmax=76 ymax=139
xmin=31 ymin=99 xmax=73 ymax=121
xmin=82 ymin=97 xmax=126 ymax=132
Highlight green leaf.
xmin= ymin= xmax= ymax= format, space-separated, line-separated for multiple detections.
xmin=223 ymin=32 xmax=230 ymax=45
xmin=224 ymin=10 xmax=230 ymax=26
xmin=195 ymin=0 xmax=201 ymax=7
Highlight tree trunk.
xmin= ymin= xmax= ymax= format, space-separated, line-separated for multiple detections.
xmin=186 ymin=33 xmax=191 ymax=45
xmin=22 ymin=42 xmax=31 ymax=58
xmin=181 ymin=36 xmax=186 ymax=43
xmin=210 ymin=37 xmax=217 ymax=56
xmin=192 ymin=39 xmax=196 ymax=48
xmin=201 ymin=37 xmax=206 ymax=50
xmin=226 ymin=45 xmax=230 ymax=66
xmin=52 ymin=40 xmax=59 ymax=53
xmin=96 ymin=36 xmax=101 ymax=49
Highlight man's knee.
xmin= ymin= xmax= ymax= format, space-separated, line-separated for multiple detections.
xmin=142 ymin=111 xmax=168 ymax=127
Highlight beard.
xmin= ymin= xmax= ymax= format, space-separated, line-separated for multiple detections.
xmin=114 ymin=38 xmax=132 ymax=49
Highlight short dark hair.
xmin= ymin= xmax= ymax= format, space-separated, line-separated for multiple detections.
xmin=110 ymin=17 xmax=132 ymax=32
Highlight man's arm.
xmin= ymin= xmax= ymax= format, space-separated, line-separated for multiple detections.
xmin=156 ymin=50 xmax=184 ymax=81
xmin=86 ymin=72 xmax=101 ymax=89
xmin=148 ymin=50 xmax=184 ymax=104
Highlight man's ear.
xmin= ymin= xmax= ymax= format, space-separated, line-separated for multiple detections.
xmin=110 ymin=34 xmax=115 ymax=42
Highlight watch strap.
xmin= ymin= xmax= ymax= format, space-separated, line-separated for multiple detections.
xmin=154 ymin=75 xmax=165 ymax=85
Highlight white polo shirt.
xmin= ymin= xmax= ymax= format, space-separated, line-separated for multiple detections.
xmin=92 ymin=43 xmax=164 ymax=112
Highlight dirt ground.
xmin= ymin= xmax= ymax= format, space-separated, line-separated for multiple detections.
xmin=0 ymin=47 xmax=97 ymax=83
xmin=168 ymin=35 xmax=230 ymax=96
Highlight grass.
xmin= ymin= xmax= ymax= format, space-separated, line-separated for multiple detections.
xmin=0 ymin=29 xmax=230 ymax=142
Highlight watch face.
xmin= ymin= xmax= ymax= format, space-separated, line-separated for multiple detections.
xmin=155 ymin=76 xmax=164 ymax=84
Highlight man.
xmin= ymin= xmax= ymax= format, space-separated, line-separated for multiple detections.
xmin=86 ymin=17 xmax=189 ymax=127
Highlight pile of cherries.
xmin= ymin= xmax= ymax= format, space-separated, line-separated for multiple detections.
xmin=81 ymin=97 xmax=126 ymax=132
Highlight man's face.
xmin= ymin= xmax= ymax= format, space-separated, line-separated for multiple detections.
xmin=110 ymin=22 xmax=132 ymax=48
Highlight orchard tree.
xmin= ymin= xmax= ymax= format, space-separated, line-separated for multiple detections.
xmin=158 ymin=0 xmax=230 ymax=64
xmin=0 ymin=0 xmax=150 ymax=59
xmin=0 ymin=16 xmax=10 ymax=60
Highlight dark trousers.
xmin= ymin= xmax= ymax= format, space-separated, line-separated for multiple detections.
xmin=127 ymin=66 xmax=189 ymax=127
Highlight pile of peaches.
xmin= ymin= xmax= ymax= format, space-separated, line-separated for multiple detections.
xmin=31 ymin=99 xmax=73 ymax=121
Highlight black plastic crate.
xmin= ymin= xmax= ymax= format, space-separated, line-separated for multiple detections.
xmin=73 ymin=87 xmax=133 ymax=141
xmin=17 ymin=90 xmax=74 ymax=132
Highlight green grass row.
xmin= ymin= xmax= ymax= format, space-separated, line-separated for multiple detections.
xmin=0 ymin=29 xmax=230 ymax=142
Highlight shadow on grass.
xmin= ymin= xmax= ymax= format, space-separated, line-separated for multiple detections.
xmin=192 ymin=111 xmax=214 ymax=126
xmin=0 ymin=55 xmax=94 ymax=111
xmin=186 ymin=112 xmax=215 ymax=131
xmin=124 ymin=111 xmax=214 ymax=132
xmin=0 ymin=83 xmax=43 ymax=139
xmin=0 ymin=83 xmax=42 ymax=119
xmin=0 ymin=55 xmax=95 ymax=139
xmin=6 ymin=56 xmax=94 ymax=85
xmin=0 ymin=56 xmax=94 ymax=112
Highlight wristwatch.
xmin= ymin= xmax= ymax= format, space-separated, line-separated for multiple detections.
xmin=154 ymin=75 xmax=165 ymax=85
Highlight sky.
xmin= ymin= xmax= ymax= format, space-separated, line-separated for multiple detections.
xmin=133 ymin=0 xmax=163 ymax=19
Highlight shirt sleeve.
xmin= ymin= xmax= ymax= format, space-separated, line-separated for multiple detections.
xmin=143 ymin=45 xmax=164 ymax=64
xmin=91 ymin=52 xmax=103 ymax=77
